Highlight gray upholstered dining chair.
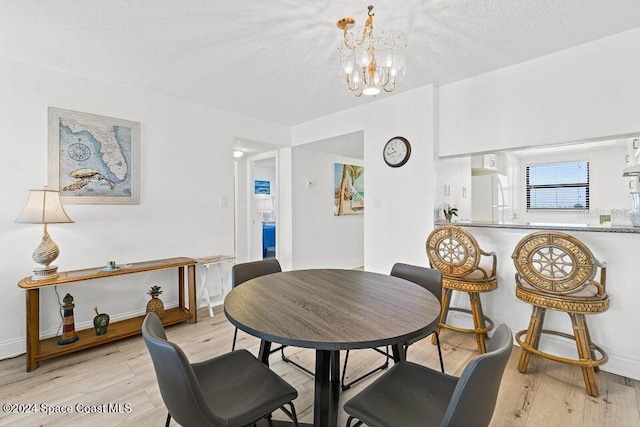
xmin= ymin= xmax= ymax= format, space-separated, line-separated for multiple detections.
xmin=344 ymin=323 xmax=513 ymax=427
xmin=341 ymin=263 xmax=445 ymax=390
xmin=231 ymin=259 xmax=313 ymax=376
xmin=142 ymin=313 xmax=299 ymax=427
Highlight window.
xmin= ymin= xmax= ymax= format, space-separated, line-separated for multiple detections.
xmin=526 ymin=161 xmax=589 ymax=210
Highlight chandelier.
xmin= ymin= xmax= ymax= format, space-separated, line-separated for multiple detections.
xmin=337 ymin=5 xmax=406 ymax=96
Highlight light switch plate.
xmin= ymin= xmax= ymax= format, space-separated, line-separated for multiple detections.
xmin=220 ymin=196 xmax=229 ymax=207
xmin=374 ymin=198 xmax=383 ymax=208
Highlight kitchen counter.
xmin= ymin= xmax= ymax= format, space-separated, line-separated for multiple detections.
xmin=437 ymin=220 xmax=640 ymax=233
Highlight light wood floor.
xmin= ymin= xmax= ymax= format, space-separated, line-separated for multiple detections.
xmin=1 ymin=307 xmax=639 ymax=427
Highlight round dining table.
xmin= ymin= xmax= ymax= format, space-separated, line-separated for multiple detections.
xmin=224 ymin=269 xmax=441 ymax=427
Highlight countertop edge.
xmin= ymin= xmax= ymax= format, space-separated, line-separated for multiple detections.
xmin=435 ymin=221 xmax=640 ymax=234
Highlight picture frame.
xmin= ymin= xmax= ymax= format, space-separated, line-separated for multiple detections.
xmin=48 ymin=107 xmax=140 ymax=204
xmin=334 ymin=163 xmax=364 ymax=216
xmin=255 ymin=180 xmax=271 ymax=195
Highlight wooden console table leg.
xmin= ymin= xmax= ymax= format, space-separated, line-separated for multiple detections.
xmin=26 ymin=288 xmax=39 ymax=372
xmin=188 ymin=264 xmax=197 ymax=324
xmin=178 ymin=266 xmax=185 ymax=311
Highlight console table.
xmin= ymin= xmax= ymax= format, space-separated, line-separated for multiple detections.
xmin=18 ymin=257 xmax=197 ymax=372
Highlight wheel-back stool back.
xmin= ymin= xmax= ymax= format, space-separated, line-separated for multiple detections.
xmin=426 ymin=225 xmax=498 ymax=353
xmin=512 ymin=231 xmax=609 ymax=397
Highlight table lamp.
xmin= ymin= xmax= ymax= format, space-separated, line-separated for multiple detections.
xmin=15 ymin=188 xmax=74 ymax=281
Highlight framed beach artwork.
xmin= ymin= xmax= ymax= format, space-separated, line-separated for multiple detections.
xmin=334 ymin=163 xmax=364 ymax=216
xmin=255 ymin=180 xmax=271 ymax=195
xmin=48 ymin=107 xmax=140 ymax=204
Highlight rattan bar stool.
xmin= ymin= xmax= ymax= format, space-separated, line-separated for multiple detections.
xmin=426 ymin=225 xmax=497 ymax=353
xmin=512 ymin=231 xmax=609 ymax=397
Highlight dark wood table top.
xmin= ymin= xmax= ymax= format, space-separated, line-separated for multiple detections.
xmin=224 ymin=269 xmax=440 ymax=351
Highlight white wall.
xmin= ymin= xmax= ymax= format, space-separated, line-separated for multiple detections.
xmin=439 ymin=27 xmax=640 ymax=157
xmin=291 ymin=147 xmax=364 ymax=270
xmin=0 ymin=55 xmax=289 ymax=358
xmin=291 ymin=86 xmax=436 ymax=273
xmin=517 ymin=145 xmax=631 ymax=225
xmin=434 ymin=157 xmax=472 ymax=221
xmin=234 ymin=158 xmax=249 ymax=262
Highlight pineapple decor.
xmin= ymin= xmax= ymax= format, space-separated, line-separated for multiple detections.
xmin=146 ymin=285 xmax=165 ymax=319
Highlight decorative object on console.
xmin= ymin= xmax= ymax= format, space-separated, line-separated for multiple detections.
xmin=443 ymin=204 xmax=458 ymax=222
xmin=48 ymin=107 xmax=140 ymax=205
xmin=146 ymin=285 xmax=165 ymax=319
xmin=93 ymin=307 xmax=110 ymax=336
xmin=337 ymin=4 xmax=406 ymax=96
xmin=15 ymin=188 xmax=74 ymax=281
xmin=58 ymin=293 xmax=79 ymax=345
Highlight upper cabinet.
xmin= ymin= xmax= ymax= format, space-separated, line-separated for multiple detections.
xmin=626 ymin=137 xmax=640 ymax=166
xmin=471 ymin=154 xmax=498 ymax=174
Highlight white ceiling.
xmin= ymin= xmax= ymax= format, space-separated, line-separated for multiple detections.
xmin=2 ymin=1 xmax=640 ymax=125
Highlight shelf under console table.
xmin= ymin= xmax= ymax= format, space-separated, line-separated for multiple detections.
xmin=18 ymin=257 xmax=198 ymax=372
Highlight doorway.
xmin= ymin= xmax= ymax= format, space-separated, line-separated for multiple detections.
xmin=233 ymin=138 xmax=283 ymax=263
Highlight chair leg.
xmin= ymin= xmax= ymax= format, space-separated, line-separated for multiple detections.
xmin=518 ymin=305 xmax=546 ymax=373
xmin=570 ymin=313 xmax=600 ymax=397
xmin=231 ymin=327 xmax=238 ymax=351
xmin=280 ymin=402 xmax=299 ymax=427
xmin=469 ymin=292 xmax=487 ymax=354
xmin=165 ymin=412 xmax=171 ymax=427
xmin=280 ymin=346 xmax=314 ymax=376
xmin=434 ymin=331 xmax=445 ymax=373
xmin=341 ymin=347 xmax=390 ymax=390
xmin=346 ymin=416 xmax=363 ymax=427
xmin=432 ymin=288 xmax=452 ymax=345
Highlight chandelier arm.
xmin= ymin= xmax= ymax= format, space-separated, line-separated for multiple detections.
xmin=383 ymin=77 xmax=397 ymax=93
xmin=345 ymin=75 xmax=361 ymax=92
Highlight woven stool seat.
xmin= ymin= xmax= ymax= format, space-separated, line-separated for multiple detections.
xmin=427 ymin=225 xmax=498 ymax=354
xmin=512 ymin=231 xmax=609 ymax=397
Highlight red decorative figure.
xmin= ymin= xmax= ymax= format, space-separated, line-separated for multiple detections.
xmin=58 ymin=293 xmax=79 ymax=345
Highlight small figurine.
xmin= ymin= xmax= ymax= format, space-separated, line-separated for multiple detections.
xmin=93 ymin=306 xmax=110 ymax=336
xmin=58 ymin=293 xmax=79 ymax=345
xmin=146 ymin=285 xmax=165 ymax=319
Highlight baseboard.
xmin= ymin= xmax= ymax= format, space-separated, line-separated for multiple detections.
xmin=444 ymin=311 xmax=640 ymax=381
xmin=0 ymin=338 xmax=26 ymax=360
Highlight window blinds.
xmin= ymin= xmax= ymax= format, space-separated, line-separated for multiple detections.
xmin=526 ymin=161 xmax=589 ymax=210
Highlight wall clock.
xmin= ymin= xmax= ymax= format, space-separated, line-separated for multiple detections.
xmin=383 ymin=136 xmax=411 ymax=167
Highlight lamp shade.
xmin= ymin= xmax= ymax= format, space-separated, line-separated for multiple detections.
xmin=15 ymin=189 xmax=74 ymax=224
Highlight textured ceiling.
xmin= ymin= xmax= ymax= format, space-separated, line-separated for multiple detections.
xmin=2 ymin=1 xmax=640 ymax=125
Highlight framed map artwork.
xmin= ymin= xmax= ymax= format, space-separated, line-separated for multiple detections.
xmin=48 ymin=107 xmax=140 ymax=204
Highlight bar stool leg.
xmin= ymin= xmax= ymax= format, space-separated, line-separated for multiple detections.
xmin=432 ymin=288 xmax=452 ymax=345
xmin=469 ymin=292 xmax=487 ymax=354
xmin=518 ymin=305 xmax=546 ymax=373
xmin=583 ymin=319 xmax=600 ymax=373
xmin=570 ymin=313 xmax=599 ymax=397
